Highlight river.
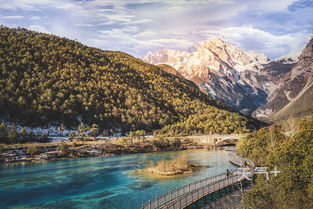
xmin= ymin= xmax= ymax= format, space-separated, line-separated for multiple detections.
xmin=0 ymin=149 xmax=237 ymax=209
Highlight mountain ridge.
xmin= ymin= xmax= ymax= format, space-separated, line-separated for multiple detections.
xmin=255 ymin=37 xmax=313 ymax=121
xmin=144 ymin=37 xmax=312 ymax=121
xmin=143 ymin=37 xmax=270 ymax=115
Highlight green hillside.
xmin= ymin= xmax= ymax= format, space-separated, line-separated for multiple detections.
xmin=0 ymin=26 xmax=249 ymax=133
xmin=155 ymin=107 xmax=250 ymax=136
xmin=237 ymin=115 xmax=313 ymax=209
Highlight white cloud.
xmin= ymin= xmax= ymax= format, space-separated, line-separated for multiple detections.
xmin=150 ymin=38 xmax=191 ymax=47
xmin=0 ymin=0 xmax=78 ymax=11
xmin=53 ymin=2 xmax=75 ymax=9
xmin=134 ymin=31 xmax=158 ymax=38
xmin=201 ymin=25 xmax=310 ymax=58
xmin=2 ymin=15 xmax=23 ymax=19
xmin=1 ymin=0 xmax=55 ymax=10
xmin=85 ymin=0 xmax=236 ymax=7
xmin=86 ymin=38 xmax=109 ymax=48
xmin=123 ymin=19 xmax=154 ymax=25
xmin=74 ymin=23 xmax=96 ymax=27
xmin=30 ymin=16 xmax=41 ymax=20
xmin=0 ymin=0 xmax=311 ymax=58
xmin=28 ymin=25 xmax=51 ymax=34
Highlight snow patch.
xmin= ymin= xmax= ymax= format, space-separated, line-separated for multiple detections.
xmin=284 ymin=91 xmax=293 ymax=101
xmin=255 ymin=108 xmax=273 ymax=118
xmin=14 ymin=125 xmax=77 ymax=137
xmin=276 ymin=52 xmax=300 ymax=64
xmin=203 ymin=83 xmax=217 ymax=98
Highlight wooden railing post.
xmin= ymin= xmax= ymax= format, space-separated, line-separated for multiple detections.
xmin=140 ymin=165 xmax=255 ymax=209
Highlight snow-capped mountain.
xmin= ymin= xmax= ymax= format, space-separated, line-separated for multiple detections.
xmin=143 ymin=37 xmax=270 ymax=115
xmin=143 ymin=37 xmax=311 ymax=121
xmin=144 ymin=37 xmax=269 ymax=78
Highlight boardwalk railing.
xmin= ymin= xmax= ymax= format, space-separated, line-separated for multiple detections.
xmin=161 ymin=172 xmax=241 ymax=209
xmin=141 ymin=153 xmax=255 ymax=209
xmin=141 ymin=170 xmax=238 ymax=209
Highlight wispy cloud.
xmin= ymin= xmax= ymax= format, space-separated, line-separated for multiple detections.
xmin=1 ymin=0 xmax=74 ymax=11
xmin=2 ymin=15 xmax=23 ymax=19
xmin=28 ymin=25 xmax=51 ymax=34
xmin=200 ymin=25 xmax=310 ymax=58
xmin=74 ymin=23 xmax=96 ymax=27
xmin=0 ymin=0 xmax=312 ymax=58
xmin=30 ymin=16 xmax=41 ymax=20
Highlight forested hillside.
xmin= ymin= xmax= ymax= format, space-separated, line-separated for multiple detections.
xmin=0 ymin=26 xmax=249 ymax=134
xmin=155 ymin=107 xmax=249 ymax=136
xmin=237 ymin=116 xmax=313 ymax=209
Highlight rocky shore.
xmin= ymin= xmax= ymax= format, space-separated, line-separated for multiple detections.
xmin=0 ymin=137 xmax=203 ymax=163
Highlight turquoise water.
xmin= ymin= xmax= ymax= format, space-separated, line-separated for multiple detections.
xmin=0 ymin=149 xmax=236 ymax=209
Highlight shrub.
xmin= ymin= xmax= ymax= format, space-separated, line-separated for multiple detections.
xmin=57 ymin=143 xmax=71 ymax=157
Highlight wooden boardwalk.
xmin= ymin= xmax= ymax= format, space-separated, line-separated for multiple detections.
xmin=140 ymin=153 xmax=254 ymax=209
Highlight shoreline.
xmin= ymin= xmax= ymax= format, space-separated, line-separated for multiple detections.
xmin=0 ymin=138 xmax=207 ymax=164
xmin=1 ymin=149 xmax=214 ymax=166
xmin=0 ymin=135 xmax=234 ymax=164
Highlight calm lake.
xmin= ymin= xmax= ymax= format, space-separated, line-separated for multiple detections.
xmin=0 ymin=149 xmax=237 ymax=209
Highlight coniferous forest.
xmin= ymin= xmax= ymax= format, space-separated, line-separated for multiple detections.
xmin=237 ymin=116 xmax=313 ymax=209
xmin=0 ymin=26 xmax=250 ymax=135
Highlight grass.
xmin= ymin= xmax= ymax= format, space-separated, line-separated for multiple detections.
xmin=147 ymin=154 xmax=190 ymax=175
xmin=131 ymin=154 xmax=206 ymax=179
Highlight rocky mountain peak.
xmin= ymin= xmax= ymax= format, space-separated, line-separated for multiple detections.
xmin=253 ymin=37 xmax=313 ymax=121
xmin=143 ymin=38 xmax=271 ymax=115
xmin=275 ymin=52 xmax=300 ymax=64
xmin=292 ymin=37 xmax=313 ymax=76
xmin=143 ymin=37 xmax=312 ymax=118
xmin=201 ymin=37 xmax=226 ymax=47
xmin=143 ymin=37 xmax=269 ymax=74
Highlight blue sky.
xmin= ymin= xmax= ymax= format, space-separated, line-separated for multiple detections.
xmin=0 ymin=0 xmax=312 ymax=59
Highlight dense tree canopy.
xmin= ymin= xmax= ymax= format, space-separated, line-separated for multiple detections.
xmin=0 ymin=26 xmax=249 ymax=134
xmin=155 ymin=107 xmax=250 ymax=136
xmin=237 ymin=116 xmax=313 ymax=209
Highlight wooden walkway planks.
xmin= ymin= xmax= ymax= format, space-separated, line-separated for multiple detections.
xmin=162 ymin=173 xmax=241 ymax=209
xmin=141 ymin=153 xmax=255 ymax=209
